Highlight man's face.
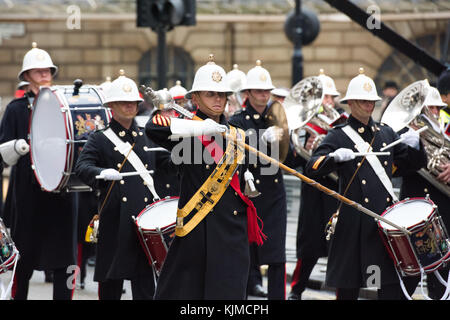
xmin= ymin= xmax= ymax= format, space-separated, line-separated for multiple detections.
xmin=441 ymin=93 xmax=450 ymax=106
xmin=348 ymin=99 xmax=375 ymax=123
xmin=192 ymin=91 xmax=227 ymax=119
xmin=24 ymin=68 xmax=52 ymax=87
xmin=322 ymin=94 xmax=336 ymax=108
xmin=109 ymin=101 xmax=138 ymax=122
xmin=383 ymin=87 xmax=398 ymax=98
xmin=246 ymin=89 xmax=271 ymax=109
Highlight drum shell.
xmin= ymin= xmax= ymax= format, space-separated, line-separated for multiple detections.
xmin=134 ymin=196 xmax=178 ymax=275
xmin=378 ymin=197 xmax=450 ymax=276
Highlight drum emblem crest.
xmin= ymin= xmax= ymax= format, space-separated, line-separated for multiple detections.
xmin=75 ymin=113 xmax=105 ymax=136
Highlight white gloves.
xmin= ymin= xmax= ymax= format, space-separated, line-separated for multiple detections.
xmin=99 ymin=168 xmax=122 ymax=181
xmin=400 ymin=129 xmax=420 ymax=150
xmin=0 ymin=139 xmax=30 ymax=166
xmin=170 ymin=118 xmax=227 ymax=137
xmin=261 ymin=126 xmax=284 ymax=144
xmin=330 ymin=148 xmax=355 ymax=162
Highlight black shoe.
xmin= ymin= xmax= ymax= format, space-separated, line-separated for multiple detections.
xmin=249 ymin=284 xmax=268 ymax=297
xmin=44 ymin=271 xmax=53 ymax=283
xmin=288 ymin=292 xmax=301 ymax=300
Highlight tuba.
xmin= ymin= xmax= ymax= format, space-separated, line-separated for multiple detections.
xmin=285 ymin=76 xmax=342 ymax=161
xmin=381 ymin=80 xmax=450 ymax=197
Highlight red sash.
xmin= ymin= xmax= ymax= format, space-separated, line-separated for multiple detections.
xmin=198 ymin=134 xmax=266 ymax=245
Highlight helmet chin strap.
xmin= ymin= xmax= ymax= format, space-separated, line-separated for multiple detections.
xmin=193 ymin=93 xmax=224 ymax=122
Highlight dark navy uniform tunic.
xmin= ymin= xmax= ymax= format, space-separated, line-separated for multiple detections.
xmin=145 ymin=110 xmax=251 ymax=300
xmin=75 ymin=119 xmax=156 ymax=283
xmin=305 ymin=115 xmax=427 ymax=288
xmin=0 ymin=95 xmax=77 ymax=271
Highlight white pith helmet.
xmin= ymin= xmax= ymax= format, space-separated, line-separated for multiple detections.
xmin=103 ymin=70 xmax=143 ymax=105
xmin=271 ymin=87 xmax=289 ymax=97
xmin=241 ymin=60 xmax=275 ymax=91
xmin=18 ymin=42 xmax=58 ymax=81
xmin=318 ymin=69 xmax=340 ymax=97
xmin=169 ymin=80 xmax=188 ymax=100
xmin=226 ymin=64 xmax=247 ymax=93
xmin=424 ymin=86 xmax=447 ymax=107
xmin=99 ymin=76 xmax=112 ymax=92
xmin=185 ymin=54 xmax=233 ymax=99
xmin=340 ymin=68 xmax=381 ymax=104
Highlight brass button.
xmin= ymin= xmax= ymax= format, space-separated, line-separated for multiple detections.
xmin=382 ymin=142 xmax=387 ymax=147
xmin=386 ymin=197 xmax=390 ymax=202
xmin=119 ymin=131 xmax=125 ymax=137
xmin=384 ymin=161 xmax=388 ymax=166
xmin=364 ymin=198 xmax=369 ymax=203
xmin=253 ymin=114 xmax=260 ymax=120
xmin=362 ymin=179 xmax=366 ymax=185
xmin=274 ymin=178 xmax=278 ymax=183
xmin=424 ymin=188 xmax=428 ymax=193
xmin=117 ymin=163 xmax=122 ymax=168
xmin=166 ymin=184 xmax=170 ymax=189
xmin=139 ymin=131 xmax=143 ymax=136
xmin=256 ymin=179 xmax=260 ymax=184
xmin=245 ymin=115 xmax=250 ymax=120
xmin=358 ymin=127 xmax=364 ymax=133
xmin=206 ymin=165 xmax=210 ymax=169
xmin=120 ymin=180 xmax=125 ymax=185
xmin=122 ymin=197 xmax=127 ymax=202
xmin=144 ymin=197 xmax=148 ymax=202
xmin=233 ymin=210 xmax=238 ymax=216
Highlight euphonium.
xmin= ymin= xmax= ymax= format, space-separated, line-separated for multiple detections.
xmin=381 ymin=80 xmax=450 ymax=197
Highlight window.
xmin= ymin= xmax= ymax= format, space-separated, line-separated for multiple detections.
xmin=138 ymin=46 xmax=195 ymax=91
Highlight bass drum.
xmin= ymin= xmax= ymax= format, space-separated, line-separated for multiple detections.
xmin=30 ymin=85 xmax=112 ymax=192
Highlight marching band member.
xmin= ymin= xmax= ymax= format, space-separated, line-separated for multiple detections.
xmin=305 ymin=68 xmax=427 ymax=300
xmin=75 ymin=70 xmax=156 ymax=300
xmin=145 ymin=55 xmax=264 ymax=299
xmin=289 ymin=70 xmax=342 ymax=300
xmin=229 ymin=60 xmax=301 ymax=300
xmin=168 ymin=80 xmax=190 ymax=111
xmin=437 ymin=69 xmax=450 ymax=131
xmin=0 ymin=42 xmax=77 ymax=300
xmin=399 ymin=83 xmax=450 ymax=299
xmin=270 ymin=87 xmax=289 ymax=104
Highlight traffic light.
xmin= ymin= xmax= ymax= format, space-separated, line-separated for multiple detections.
xmin=137 ymin=0 xmax=196 ymax=31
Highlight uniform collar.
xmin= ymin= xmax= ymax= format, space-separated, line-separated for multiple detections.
xmin=347 ymin=115 xmax=378 ymax=136
xmin=244 ymin=100 xmax=268 ymax=123
xmin=109 ymin=118 xmax=140 ymax=139
xmin=195 ymin=109 xmax=227 ymax=125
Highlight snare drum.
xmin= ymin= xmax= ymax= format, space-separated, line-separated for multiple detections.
xmin=30 ymin=85 xmax=111 ymax=192
xmin=134 ymin=197 xmax=178 ymax=275
xmin=0 ymin=218 xmax=19 ymax=274
xmin=378 ymin=197 xmax=450 ymax=276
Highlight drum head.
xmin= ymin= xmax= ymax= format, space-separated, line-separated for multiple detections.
xmin=30 ymin=87 xmax=69 ymax=191
xmin=137 ymin=197 xmax=178 ymax=230
xmin=380 ymin=198 xmax=434 ymax=230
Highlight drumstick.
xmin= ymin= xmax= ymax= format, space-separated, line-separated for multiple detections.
xmin=380 ymin=126 xmax=428 ymax=151
xmin=143 ymin=146 xmax=169 ymax=152
xmin=165 ymin=100 xmax=411 ymax=235
xmin=95 ymin=170 xmax=154 ymax=180
xmin=329 ymin=151 xmax=391 ymax=157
